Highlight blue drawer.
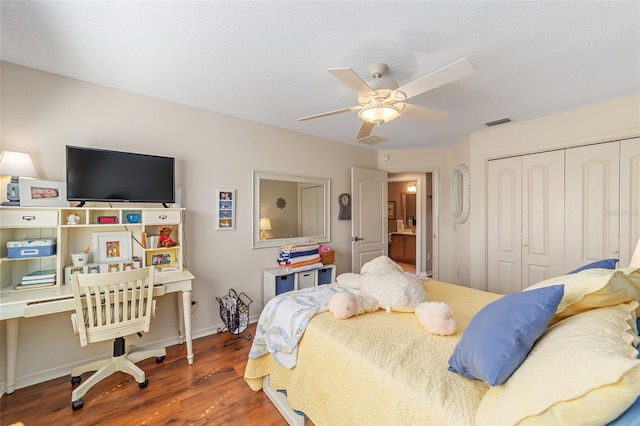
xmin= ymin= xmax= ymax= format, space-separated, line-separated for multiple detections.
xmin=275 ymin=274 xmax=295 ymax=295
xmin=317 ymin=267 xmax=333 ymax=285
xmin=8 ymin=243 xmax=56 ymax=258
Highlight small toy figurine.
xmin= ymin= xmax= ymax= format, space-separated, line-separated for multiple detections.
xmin=158 ymin=226 xmax=178 ymax=247
xmin=67 ymin=213 xmax=80 ymax=225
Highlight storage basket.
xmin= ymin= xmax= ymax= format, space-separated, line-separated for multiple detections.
xmin=320 ymin=250 xmax=335 ymax=265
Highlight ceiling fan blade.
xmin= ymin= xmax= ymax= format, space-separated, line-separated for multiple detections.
xmin=357 ymin=135 xmax=388 ymax=145
xmin=298 ymin=106 xmax=361 ymax=121
xmin=397 ymin=58 xmax=475 ymax=100
xmin=399 ymin=103 xmax=449 ymax=124
xmin=356 ymin=122 xmax=387 ymax=145
xmin=356 ymin=121 xmax=374 ymax=140
xmin=329 ymin=68 xmax=375 ymax=95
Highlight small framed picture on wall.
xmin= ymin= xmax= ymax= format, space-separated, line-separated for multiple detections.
xmin=215 ymin=188 xmax=235 ymax=230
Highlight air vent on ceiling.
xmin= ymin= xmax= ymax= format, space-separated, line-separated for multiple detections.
xmin=485 ymin=117 xmax=512 ymax=127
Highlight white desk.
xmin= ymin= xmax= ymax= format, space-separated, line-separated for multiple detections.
xmin=0 ymin=269 xmax=195 ymax=394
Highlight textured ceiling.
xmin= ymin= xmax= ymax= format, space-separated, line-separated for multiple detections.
xmin=2 ymin=1 xmax=639 ymax=150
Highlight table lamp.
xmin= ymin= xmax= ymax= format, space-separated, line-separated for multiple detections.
xmin=260 ymin=217 xmax=272 ymax=240
xmin=0 ymin=151 xmax=38 ymax=206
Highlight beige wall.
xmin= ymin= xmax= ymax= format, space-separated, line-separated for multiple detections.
xmin=1 ymin=61 xmax=638 ymax=390
xmin=379 ymin=95 xmax=640 ymax=290
xmin=0 ymin=62 xmax=378 ymax=389
xmin=467 ymin=94 xmax=640 ymax=291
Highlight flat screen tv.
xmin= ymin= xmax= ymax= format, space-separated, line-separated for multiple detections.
xmin=66 ymin=146 xmax=175 ymax=206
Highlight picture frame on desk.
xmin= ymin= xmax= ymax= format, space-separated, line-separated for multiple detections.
xmin=19 ymin=179 xmax=67 ymax=207
xmin=146 ymin=248 xmax=177 ymax=270
xmin=215 ymin=188 xmax=235 ymax=231
xmin=92 ymin=231 xmax=132 ymax=264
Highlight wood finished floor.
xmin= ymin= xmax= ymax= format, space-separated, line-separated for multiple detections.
xmin=0 ymin=323 xmax=295 ymax=426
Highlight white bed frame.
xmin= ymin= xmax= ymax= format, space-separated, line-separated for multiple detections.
xmin=263 ymin=376 xmax=307 ymax=426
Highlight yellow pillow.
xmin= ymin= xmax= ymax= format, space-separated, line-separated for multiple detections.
xmin=524 ymin=268 xmax=640 ymax=324
xmin=476 ymin=301 xmax=640 ymax=425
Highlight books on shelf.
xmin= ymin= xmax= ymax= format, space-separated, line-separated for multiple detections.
xmin=16 ymin=269 xmax=57 ymax=289
xmin=14 ymin=282 xmax=56 ymax=290
xmin=21 ymin=269 xmax=56 ymax=284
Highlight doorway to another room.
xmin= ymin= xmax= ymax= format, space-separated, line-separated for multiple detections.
xmin=388 ymin=174 xmax=433 ymax=277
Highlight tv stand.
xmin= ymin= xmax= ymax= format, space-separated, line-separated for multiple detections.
xmin=162 ymin=203 xmax=169 ymax=208
xmin=75 ymin=201 xmax=86 ymax=207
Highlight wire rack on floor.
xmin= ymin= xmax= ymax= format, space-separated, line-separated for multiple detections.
xmin=216 ymin=289 xmax=253 ymax=346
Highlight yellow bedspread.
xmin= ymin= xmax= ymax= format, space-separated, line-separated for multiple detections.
xmin=244 ymin=280 xmax=502 ymax=425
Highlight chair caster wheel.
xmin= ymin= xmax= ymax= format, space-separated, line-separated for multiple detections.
xmin=72 ymin=398 xmax=84 ymax=411
xmin=139 ymin=379 xmax=149 ymax=389
xmin=156 ymin=356 xmax=165 ymax=363
xmin=71 ymin=376 xmax=81 ymax=386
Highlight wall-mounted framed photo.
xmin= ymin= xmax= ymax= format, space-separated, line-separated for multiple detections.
xmin=92 ymin=231 xmax=132 ymax=264
xmin=387 ymin=201 xmax=396 ymax=219
xmin=215 ymin=188 xmax=235 ymax=230
xmin=19 ymin=179 xmax=67 ymax=207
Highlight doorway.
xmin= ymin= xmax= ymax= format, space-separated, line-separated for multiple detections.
xmin=388 ymin=173 xmax=434 ymax=277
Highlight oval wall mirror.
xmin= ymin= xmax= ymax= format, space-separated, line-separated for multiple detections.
xmin=451 ymin=164 xmax=470 ymax=224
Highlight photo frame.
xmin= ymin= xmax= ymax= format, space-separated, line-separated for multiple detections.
xmin=19 ymin=179 xmax=67 ymax=207
xmin=387 ymin=201 xmax=396 ymax=219
xmin=215 ymin=188 xmax=236 ymax=230
xmin=146 ymin=248 xmax=177 ymax=268
xmin=92 ymin=231 xmax=132 ymax=264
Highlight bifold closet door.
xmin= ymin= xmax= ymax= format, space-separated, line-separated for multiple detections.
xmin=487 ymin=151 xmax=564 ymax=294
xmin=488 ymin=157 xmax=522 ymax=294
xmin=565 ymin=142 xmax=620 ymax=271
xmin=521 ymin=151 xmax=565 ymax=287
xmin=620 ymin=138 xmax=640 ymax=267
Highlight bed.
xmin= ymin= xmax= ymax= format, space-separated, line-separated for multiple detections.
xmin=244 ymin=267 xmax=640 ymax=425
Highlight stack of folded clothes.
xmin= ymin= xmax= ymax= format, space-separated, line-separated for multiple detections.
xmin=278 ymin=243 xmax=323 ymax=272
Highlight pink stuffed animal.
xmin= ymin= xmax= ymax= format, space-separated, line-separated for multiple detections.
xmin=415 ymin=301 xmax=457 ymax=336
xmin=328 ymin=292 xmax=379 ymax=320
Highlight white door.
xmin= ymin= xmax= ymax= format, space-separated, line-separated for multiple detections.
xmin=487 ymin=150 xmax=565 ymax=293
xmin=351 ymin=167 xmax=388 ymax=272
xmin=565 ymin=142 xmax=620 ymax=271
xmin=300 ymin=185 xmax=323 ymax=237
xmin=487 ymin=157 xmax=522 ymax=294
xmin=620 ymin=138 xmax=640 ymax=266
xmin=521 ymin=151 xmax=565 ymax=287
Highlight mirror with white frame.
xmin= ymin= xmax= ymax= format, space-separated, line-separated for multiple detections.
xmin=451 ymin=164 xmax=470 ymax=224
xmin=252 ymin=170 xmax=330 ymax=248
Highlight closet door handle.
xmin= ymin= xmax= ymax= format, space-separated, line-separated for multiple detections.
xmin=522 ymin=242 xmax=528 ymax=247
xmin=611 ymin=249 xmax=619 ymax=254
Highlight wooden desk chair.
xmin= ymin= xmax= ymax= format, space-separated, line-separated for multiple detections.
xmin=69 ymin=267 xmax=166 ymax=411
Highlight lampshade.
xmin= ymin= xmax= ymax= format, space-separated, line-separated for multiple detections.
xmin=358 ymin=104 xmax=401 ymax=126
xmin=259 ymin=217 xmax=272 ymax=231
xmin=630 ymin=238 xmax=640 ymax=268
xmin=0 ymin=151 xmax=38 ymax=178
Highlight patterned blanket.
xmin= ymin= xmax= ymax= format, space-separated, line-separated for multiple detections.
xmin=249 ymin=284 xmax=352 ymax=368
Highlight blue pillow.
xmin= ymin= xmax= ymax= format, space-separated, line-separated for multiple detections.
xmin=448 ymin=284 xmax=564 ymax=386
xmin=569 ymin=258 xmax=618 ymax=274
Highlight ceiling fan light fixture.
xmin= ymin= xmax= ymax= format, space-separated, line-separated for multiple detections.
xmin=358 ymin=104 xmax=401 ymax=126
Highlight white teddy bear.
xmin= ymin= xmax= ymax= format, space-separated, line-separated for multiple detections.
xmin=336 ymin=255 xmax=427 ymax=312
xmin=331 ymin=256 xmax=456 ymax=336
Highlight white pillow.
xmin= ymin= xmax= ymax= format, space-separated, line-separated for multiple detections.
xmin=476 ymin=300 xmax=640 ymax=425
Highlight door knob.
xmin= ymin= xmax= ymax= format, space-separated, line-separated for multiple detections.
xmin=353 ymin=236 xmax=364 ymax=242
xmin=611 ymin=249 xmax=619 ymax=254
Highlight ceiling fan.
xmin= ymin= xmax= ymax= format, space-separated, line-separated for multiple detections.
xmin=298 ymin=58 xmax=474 ymax=145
